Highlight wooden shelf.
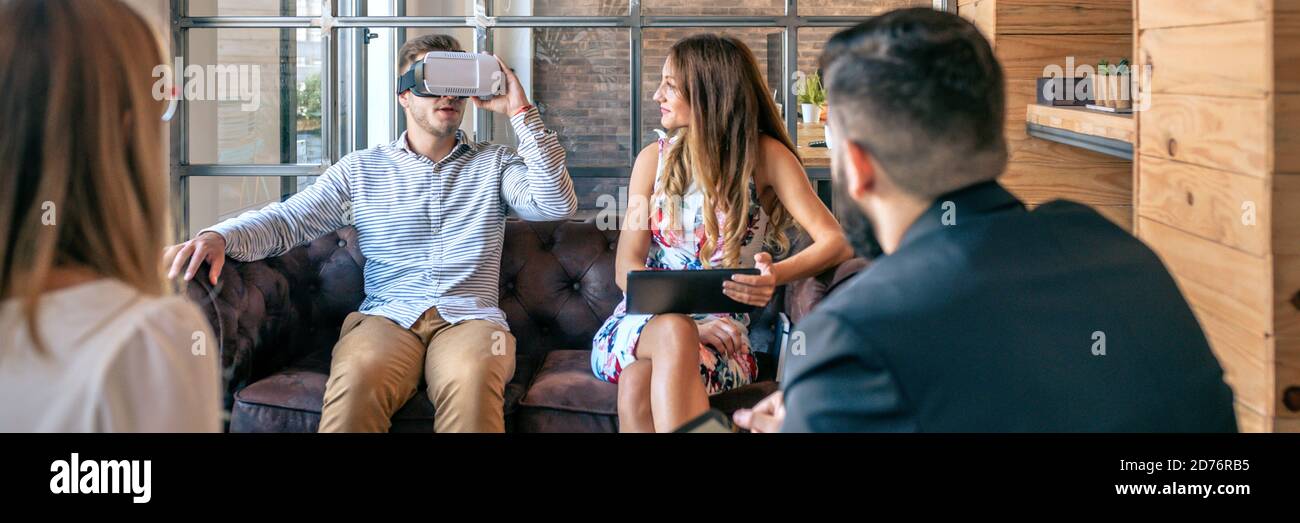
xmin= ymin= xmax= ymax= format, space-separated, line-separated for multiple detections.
xmin=1025 ymin=104 xmax=1135 ymax=160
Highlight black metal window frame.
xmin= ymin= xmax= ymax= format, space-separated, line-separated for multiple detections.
xmin=170 ymin=0 xmax=955 ymax=237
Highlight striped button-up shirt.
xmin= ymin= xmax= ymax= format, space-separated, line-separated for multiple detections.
xmin=205 ymin=107 xmax=577 ymax=329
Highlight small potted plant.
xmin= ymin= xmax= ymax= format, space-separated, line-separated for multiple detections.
xmin=1114 ymin=58 xmax=1132 ymax=111
xmin=1094 ymin=59 xmax=1111 ymax=108
xmin=799 ymin=71 xmax=826 ymax=124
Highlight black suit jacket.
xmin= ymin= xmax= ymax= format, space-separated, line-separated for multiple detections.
xmin=783 ymin=182 xmax=1237 ymax=432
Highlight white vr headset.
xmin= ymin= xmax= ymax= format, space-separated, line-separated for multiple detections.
xmin=397 ymin=51 xmax=505 ymax=99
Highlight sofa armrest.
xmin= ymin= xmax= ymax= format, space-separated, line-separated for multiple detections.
xmin=183 ymin=228 xmax=366 ymax=410
xmin=783 ymin=257 xmax=870 ymax=325
xmin=183 ymin=259 xmax=299 ymax=410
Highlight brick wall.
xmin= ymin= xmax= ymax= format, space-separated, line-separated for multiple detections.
xmin=531 ymin=27 xmax=632 ymax=166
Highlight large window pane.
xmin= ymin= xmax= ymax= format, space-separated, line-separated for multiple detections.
xmin=495 ymin=28 xmax=631 ymax=168
xmin=188 ymin=0 xmax=322 ymax=17
xmin=799 ymin=0 xmax=934 ymax=17
xmin=641 ymin=28 xmax=783 ymax=149
xmin=404 ymin=0 xmax=473 ymax=15
xmin=187 ymin=28 xmax=323 ymax=164
xmin=187 ymin=176 xmax=317 ymax=236
xmin=495 ymin=0 xmax=629 ymax=16
xmin=642 ymin=0 xmax=782 ymax=16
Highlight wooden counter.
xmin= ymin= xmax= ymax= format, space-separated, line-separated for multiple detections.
xmin=795 ymin=122 xmax=830 ymax=169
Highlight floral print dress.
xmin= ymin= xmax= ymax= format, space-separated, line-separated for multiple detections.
xmin=590 ymin=137 xmax=769 ymax=395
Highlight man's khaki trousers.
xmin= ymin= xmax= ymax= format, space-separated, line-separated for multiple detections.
xmin=318 ymin=307 xmax=516 ymax=433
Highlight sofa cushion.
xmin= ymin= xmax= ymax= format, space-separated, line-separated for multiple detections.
xmin=516 ymin=349 xmax=781 ymax=432
xmin=518 ymin=350 xmax=618 ymax=414
xmin=230 ymin=354 xmax=530 ymax=433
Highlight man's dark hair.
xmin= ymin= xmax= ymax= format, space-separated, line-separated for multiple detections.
xmin=397 ymin=33 xmax=463 ymax=72
xmin=821 ymin=8 xmax=1007 ymax=199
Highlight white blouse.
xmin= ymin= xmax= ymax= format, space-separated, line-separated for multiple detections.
xmin=0 ymin=279 xmax=222 ymax=432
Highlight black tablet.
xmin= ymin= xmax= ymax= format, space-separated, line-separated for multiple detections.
xmin=672 ymin=409 xmax=736 ymax=433
xmin=625 ymin=268 xmax=759 ymax=315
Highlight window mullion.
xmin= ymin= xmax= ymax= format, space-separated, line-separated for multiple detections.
xmin=171 ymin=0 xmax=189 ymax=241
xmin=630 ymin=0 xmax=641 ymax=158
xmin=322 ymin=1 xmax=337 ymax=167
xmin=785 ymin=0 xmax=799 ymax=145
xmin=475 ymin=0 xmax=493 ymax=143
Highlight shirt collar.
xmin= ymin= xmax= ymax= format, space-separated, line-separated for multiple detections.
xmin=896 ymin=181 xmax=1025 ymax=252
xmin=391 ymin=129 xmax=479 ymax=162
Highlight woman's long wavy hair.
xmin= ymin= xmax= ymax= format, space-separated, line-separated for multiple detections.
xmin=0 ymin=0 xmax=171 ymax=352
xmin=656 ymin=34 xmax=799 ymax=268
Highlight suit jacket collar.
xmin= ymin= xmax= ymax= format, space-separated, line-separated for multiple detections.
xmin=896 ymin=181 xmax=1024 ymax=252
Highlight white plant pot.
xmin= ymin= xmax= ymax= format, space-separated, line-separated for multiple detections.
xmin=802 ymin=103 xmax=821 ymax=124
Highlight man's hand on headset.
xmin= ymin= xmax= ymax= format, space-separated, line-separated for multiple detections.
xmin=471 ymin=54 xmax=531 ymax=116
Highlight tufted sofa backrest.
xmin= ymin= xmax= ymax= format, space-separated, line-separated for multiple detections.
xmin=188 ymin=221 xmax=620 ymax=396
xmin=187 ymin=219 xmax=837 ymax=405
xmin=498 ymin=220 xmax=623 ymax=359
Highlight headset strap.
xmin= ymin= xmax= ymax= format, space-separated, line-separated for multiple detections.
xmin=396 ymin=62 xmax=424 ymax=95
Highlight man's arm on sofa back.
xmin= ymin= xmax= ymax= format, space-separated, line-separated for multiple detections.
xmin=203 ymin=159 xmax=353 ymax=262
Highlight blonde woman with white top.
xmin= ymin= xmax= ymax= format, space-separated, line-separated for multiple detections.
xmin=0 ymin=0 xmax=221 ymax=432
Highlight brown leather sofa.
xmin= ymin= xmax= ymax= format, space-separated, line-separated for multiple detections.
xmin=185 ymin=220 xmax=865 ymax=432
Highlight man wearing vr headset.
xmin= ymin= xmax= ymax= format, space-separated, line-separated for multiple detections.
xmin=165 ymin=34 xmax=577 ymax=433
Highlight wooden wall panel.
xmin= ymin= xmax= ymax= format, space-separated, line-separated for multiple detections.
xmin=1235 ymin=402 xmax=1300 ymax=432
xmin=1093 ymin=205 xmax=1135 ymax=230
xmin=1139 ymin=93 xmax=1270 ymax=177
xmin=1138 ymin=21 xmax=1271 ymax=98
xmin=1276 ymin=252 xmax=1300 ymax=338
xmin=1276 ymin=175 xmax=1300 ymax=340
xmin=1279 ymin=94 xmax=1300 ymax=172
xmin=1138 ymin=0 xmax=1270 ymax=29
xmin=1139 ymin=217 xmax=1273 ymax=336
xmin=1137 ymin=0 xmax=1300 ymax=428
xmin=1193 ymin=304 xmax=1274 ymax=416
xmin=1278 ymin=0 xmax=1300 ymax=93
xmin=1278 ymin=337 xmax=1300 ymax=420
xmin=996 ymin=0 xmax=1132 ymax=34
xmin=958 ymin=0 xmax=997 ymax=42
xmin=1274 ymin=175 xmax=1300 ymax=255
xmin=1137 ymin=157 xmax=1270 ymax=255
xmin=1236 ymin=403 xmax=1269 ymax=432
xmin=1002 ymin=160 xmax=1132 ymax=205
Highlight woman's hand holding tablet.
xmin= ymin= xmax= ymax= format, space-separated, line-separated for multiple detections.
xmin=722 ymin=252 xmax=778 ymax=307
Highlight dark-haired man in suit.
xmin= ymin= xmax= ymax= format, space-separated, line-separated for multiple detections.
xmin=734 ymin=8 xmax=1237 ymax=432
